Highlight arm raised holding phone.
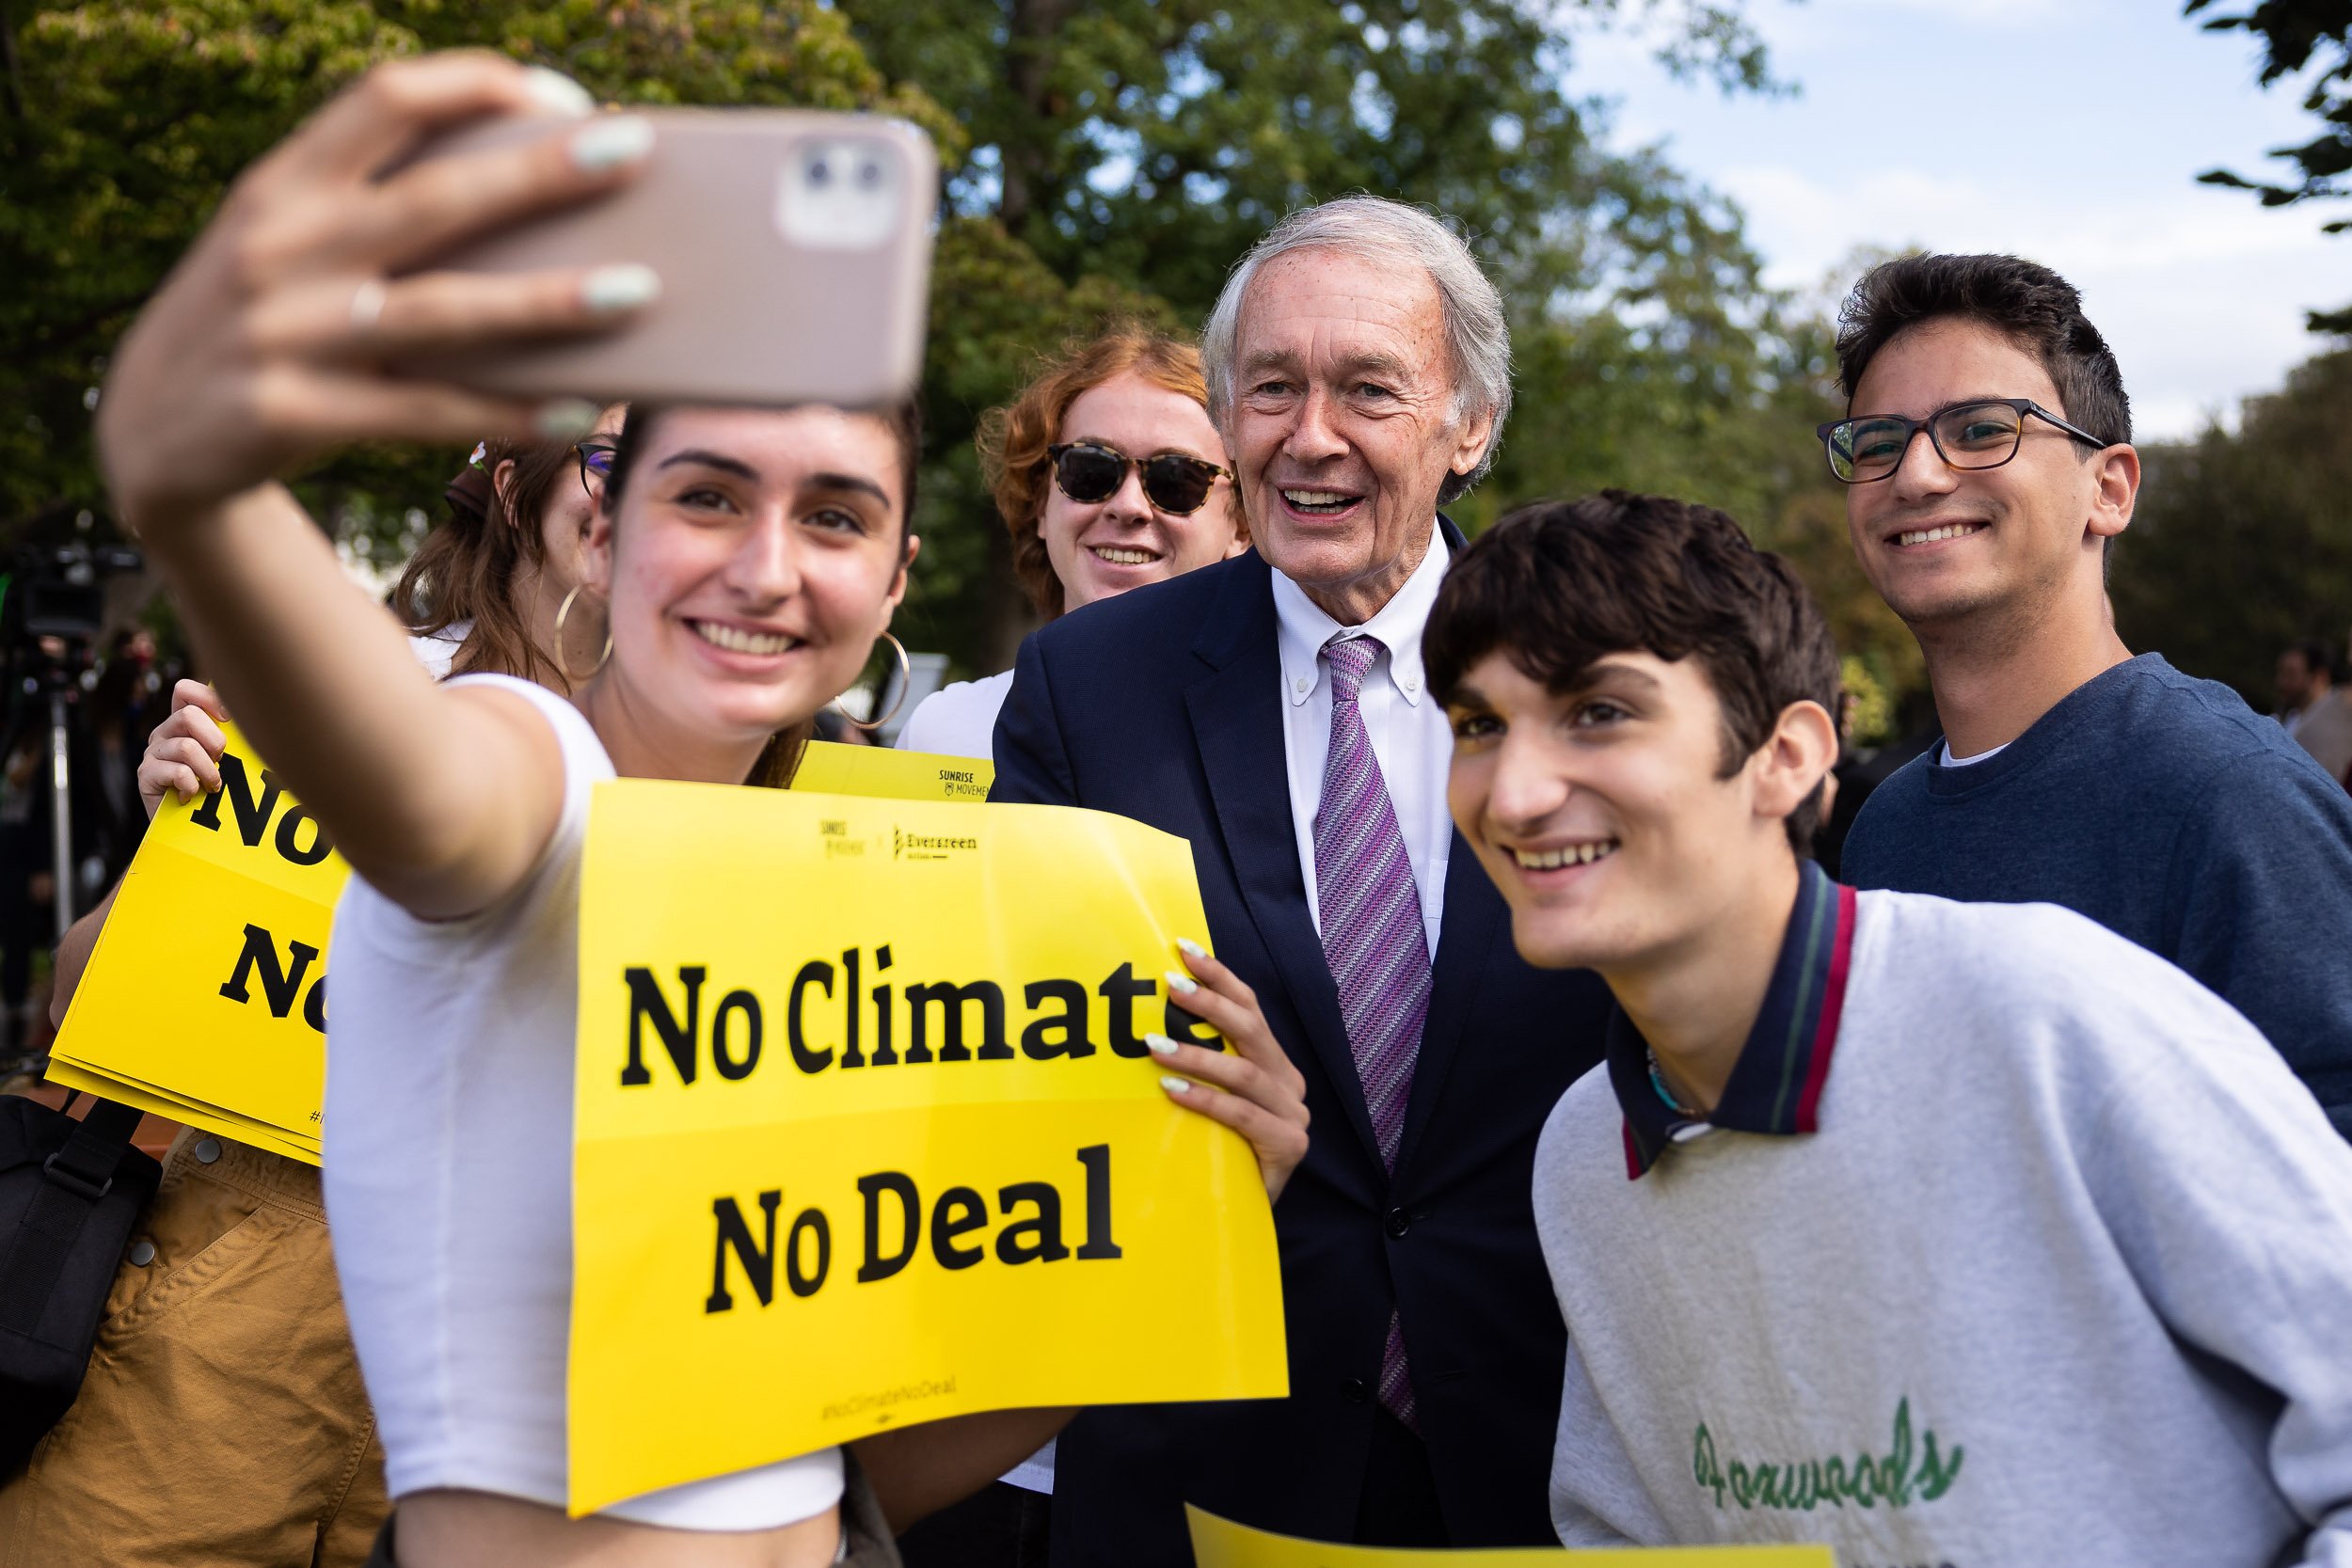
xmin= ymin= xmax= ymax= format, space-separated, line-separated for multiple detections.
xmin=95 ymin=53 xmax=1306 ymax=1568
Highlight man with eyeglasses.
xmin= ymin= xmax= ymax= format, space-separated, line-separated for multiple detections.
xmin=1822 ymin=252 xmax=2352 ymax=1137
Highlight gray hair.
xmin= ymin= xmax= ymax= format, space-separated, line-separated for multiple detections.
xmin=1200 ymin=195 xmax=1512 ymax=504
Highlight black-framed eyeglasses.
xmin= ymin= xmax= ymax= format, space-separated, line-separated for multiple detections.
xmin=1046 ymin=441 xmax=1231 ymax=515
xmin=1815 ymin=398 xmax=2111 ymax=484
xmin=575 ymin=438 xmax=619 ymax=499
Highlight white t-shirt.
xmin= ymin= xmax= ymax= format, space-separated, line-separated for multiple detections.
xmin=896 ymin=670 xmax=1015 ymax=759
xmin=405 ymin=619 xmax=473 ymax=682
xmin=324 ymin=673 xmax=844 ymax=1528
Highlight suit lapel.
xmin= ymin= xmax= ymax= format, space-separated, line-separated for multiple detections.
xmin=1392 ymin=834 xmax=1503 ymax=1179
xmin=1184 ymin=557 xmax=1385 ymax=1171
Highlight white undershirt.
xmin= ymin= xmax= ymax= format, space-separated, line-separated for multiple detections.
xmin=1940 ymin=738 xmax=2012 ymax=768
xmin=1271 ymin=518 xmax=1454 ymax=958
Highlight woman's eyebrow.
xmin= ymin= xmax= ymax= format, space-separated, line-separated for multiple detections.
xmin=655 ymin=449 xmax=761 ymax=481
xmin=803 ymin=472 xmax=891 ymax=505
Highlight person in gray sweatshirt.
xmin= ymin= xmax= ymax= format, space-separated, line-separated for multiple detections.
xmin=1422 ymin=490 xmax=2352 ymax=1568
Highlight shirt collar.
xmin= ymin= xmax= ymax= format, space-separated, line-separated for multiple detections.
xmin=1607 ymin=861 xmax=1859 ymax=1180
xmin=1271 ymin=517 xmax=1449 ymax=709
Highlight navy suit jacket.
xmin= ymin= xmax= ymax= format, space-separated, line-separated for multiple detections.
xmin=990 ymin=533 xmax=1611 ymax=1565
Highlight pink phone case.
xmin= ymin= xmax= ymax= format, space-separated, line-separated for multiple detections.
xmin=399 ymin=109 xmax=936 ymax=409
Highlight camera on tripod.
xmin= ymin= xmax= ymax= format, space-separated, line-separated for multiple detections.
xmin=5 ymin=541 xmax=146 ymax=657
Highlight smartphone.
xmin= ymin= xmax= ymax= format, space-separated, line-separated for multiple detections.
xmin=397 ymin=109 xmax=936 ymax=408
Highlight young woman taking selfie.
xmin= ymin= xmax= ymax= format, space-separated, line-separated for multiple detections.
xmin=92 ymin=53 xmax=1308 ymax=1568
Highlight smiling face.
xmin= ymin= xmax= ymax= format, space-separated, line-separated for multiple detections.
xmin=528 ymin=403 xmax=628 ymax=595
xmin=1844 ymin=319 xmax=2126 ymax=635
xmin=585 ymin=406 xmax=912 ymax=761
xmin=1446 ymin=650 xmax=1830 ymax=976
xmin=1039 ymin=371 xmax=1241 ymax=612
xmin=1230 ymin=247 xmax=1493 ymax=624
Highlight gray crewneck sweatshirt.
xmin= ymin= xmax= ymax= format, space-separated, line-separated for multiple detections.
xmin=1536 ymin=889 xmax=2352 ymax=1567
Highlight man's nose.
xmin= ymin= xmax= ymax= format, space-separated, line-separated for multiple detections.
xmin=1486 ymin=731 xmax=1572 ymax=831
xmin=1887 ymin=424 xmax=1958 ymax=503
xmin=1282 ymin=388 xmax=1348 ymax=464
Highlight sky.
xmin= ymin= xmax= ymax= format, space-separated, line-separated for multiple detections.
xmin=1578 ymin=0 xmax=2346 ymax=440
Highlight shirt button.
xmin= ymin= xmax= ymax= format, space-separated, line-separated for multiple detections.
xmin=193 ymin=1137 xmax=222 ymax=1164
xmin=1402 ymin=676 xmax=1419 ymax=692
xmin=1384 ymin=1207 xmax=1411 ymax=1239
xmin=1341 ymin=1378 xmax=1370 ymax=1404
xmin=1294 ymin=677 xmax=1311 ymax=695
xmin=128 ymin=1240 xmax=156 ymax=1267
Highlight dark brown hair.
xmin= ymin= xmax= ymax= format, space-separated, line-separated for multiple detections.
xmin=1835 ymin=253 xmax=2132 ymax=448
xmin=1425 ymin=491 xmax=1843 ymax=853
xmin=601 ymin=400 xmax=924 ymax=787
xmin=390 ymin=435 xmax=593 ymax=692
xmin=977 ymin=327 xmax=1243 ymax=620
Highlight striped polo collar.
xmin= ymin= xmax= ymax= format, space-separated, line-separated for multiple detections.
xmin=1607 ymin=860 xmax=1859 ymax=1179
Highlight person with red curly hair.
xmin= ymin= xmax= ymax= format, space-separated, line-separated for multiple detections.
xmin=895 ymin=328 xmax=1247 ymax=757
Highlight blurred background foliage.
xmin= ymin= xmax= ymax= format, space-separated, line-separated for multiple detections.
xmin=4 ymin=0 xmax=2346 ymax=736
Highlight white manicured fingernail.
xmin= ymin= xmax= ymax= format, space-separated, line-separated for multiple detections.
xmin=1164 ymin=970 xmax=1198 ymax=995
xmin=1177 ymin=938 xmax=1208 ymax=958
xmin=1145 ymin=1033 xmax=1179 ymax=1057
xmin=1160 ymin=1075 xmax=1191 ymax=1095
xmin=522 ymin=67 xmax=596 ymax=118
xmin=535 ymin=398 xmax=599 ymax=438
xmin=582 ymin=263 xmax=660 ymax=312
xmin=569 ymin=116 xmax=654 ymax=172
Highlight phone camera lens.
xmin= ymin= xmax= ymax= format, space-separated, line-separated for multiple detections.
xmin=809 ymin=157 xmax=832 ymax=186
xmin=856 ymin=160 xmax=882 ymax=190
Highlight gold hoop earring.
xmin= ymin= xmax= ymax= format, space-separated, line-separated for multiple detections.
xmin=835 ymin=631 xmax=912 ymax=733
xmin=553 ymin=583 xmax=611 ymax=688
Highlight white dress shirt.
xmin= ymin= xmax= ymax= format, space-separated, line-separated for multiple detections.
xmin=1271 ymin=518 xmax=1454 ymax=959
xmin=895 ymin=670 xmax=1014 ymax=759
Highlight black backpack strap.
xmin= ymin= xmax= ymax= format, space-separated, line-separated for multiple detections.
xmin=0 ymin=1099 xmax=146 ymax=1336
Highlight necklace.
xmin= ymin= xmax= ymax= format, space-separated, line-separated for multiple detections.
xmin=1645 ymin=1046 xmax=1706 ymax=1120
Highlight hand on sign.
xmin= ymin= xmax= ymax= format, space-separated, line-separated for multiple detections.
xmin=96 ymin=53 xmax=654 ymax=530
xmin=1153 ymin=942 xmax=1311 ymax=1203
xmin=138 ymin=680 xmax=232 ymax=817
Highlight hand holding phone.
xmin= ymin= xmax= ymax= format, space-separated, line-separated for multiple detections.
xmin=398 ymin=108 xmax=937 ymax=409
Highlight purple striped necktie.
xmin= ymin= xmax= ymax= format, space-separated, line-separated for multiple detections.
xmin=1312 ymin=633 xmax=1431 ymax=1432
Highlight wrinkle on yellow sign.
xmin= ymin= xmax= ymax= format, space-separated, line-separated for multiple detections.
xmin=567 ymin=780 xmax=1286 ymax=1515
xmin=48 ymin=721 xmax=346 ymax=1160
xmin=1184 ymin=1507 xmax=1835 ymax=1567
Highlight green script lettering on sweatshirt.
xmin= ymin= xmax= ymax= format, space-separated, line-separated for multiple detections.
xmin=1692 ymin=1397 xmax=1964 ymax=1513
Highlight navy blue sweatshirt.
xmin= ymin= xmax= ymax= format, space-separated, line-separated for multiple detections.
xmin=1843 ymin=654 xmax=2352 ymax=1137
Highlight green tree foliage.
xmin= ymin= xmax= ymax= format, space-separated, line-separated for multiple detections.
xmin=2188 ymin=0 xmax=2352 ymax=330
xmin=0 ymin=0 xmax=961 ymax=543
xmin=2 ymin=0 xmax=1922 ymax=718
xmin=2114 ymin=345 xmax=2352 ymax=703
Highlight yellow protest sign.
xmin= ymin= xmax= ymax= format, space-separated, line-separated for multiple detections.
xmin=1184 ymin=1507 xmax=1835 ymax=1567
xmin=790 ymin=739 xmax=993 ymax=801
xmin=570 ymin=780 xmax=1284 ymax=1514
xmin=49 ymin=721 xmax=347 ymax=1161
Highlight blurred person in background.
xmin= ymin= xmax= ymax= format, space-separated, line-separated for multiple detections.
xmin=1 ymin=402 xmax=623 ymax=1568
xmin=2276 ymin=637 xmax=2335 ymax=739
xmin=2278 ymin=638 xmax=2352 ymax=785
xmin=894 ymin=327 xmax=1247 ymax=758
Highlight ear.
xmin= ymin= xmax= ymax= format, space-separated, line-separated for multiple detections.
xmin=878 ymin=533 xmax=921 ymax=629
xmin=1749 ymin=699 xmax=1839 ymax=831
xmin=2087 ymin=442 xmax=2138 ymax=544
xmin=1446 ymin=402 xmax=1498 ymax=484
xmin=581 ymin=493 xmax=616 ymax=598
xmin=491 ymin=458 xmax=520 ymax=524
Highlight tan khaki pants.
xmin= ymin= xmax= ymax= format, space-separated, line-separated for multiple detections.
xmin=0 ymin=1130 xmax=388 ymax=1567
